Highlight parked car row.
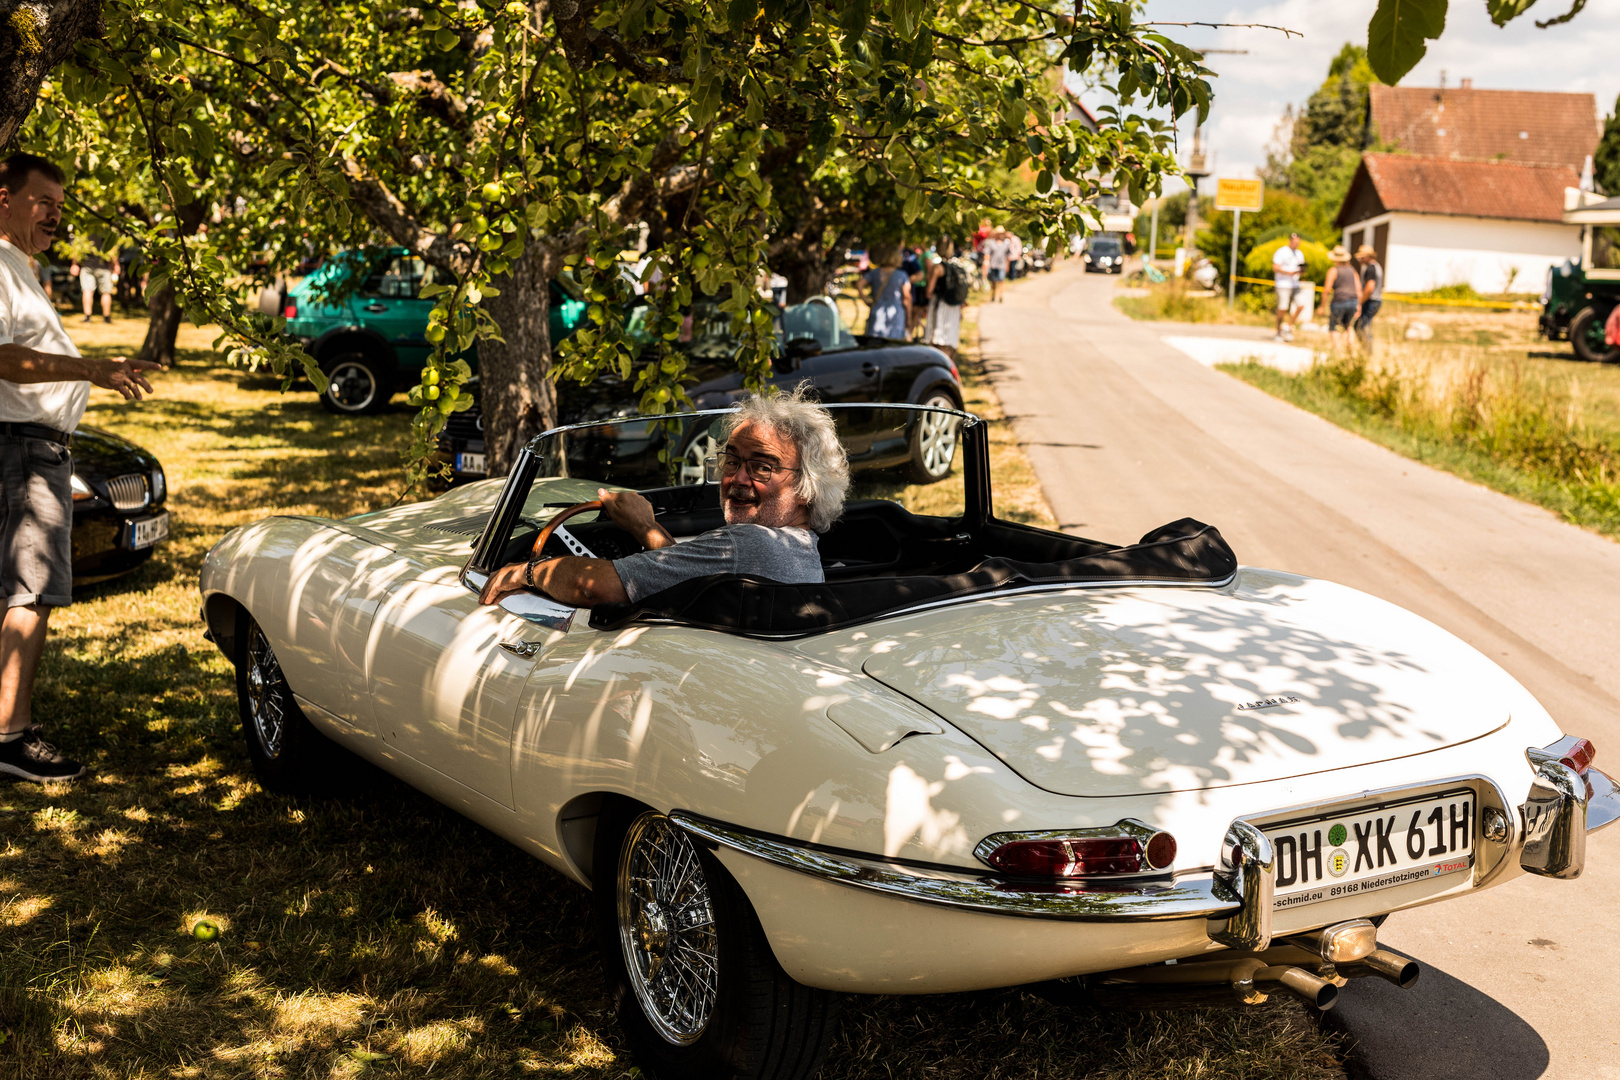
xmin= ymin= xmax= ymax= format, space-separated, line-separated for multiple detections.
xmin=436 ymin=297 xmax=964 ymax=485
xmin=281 ymin=251 xmax=964 ymax=449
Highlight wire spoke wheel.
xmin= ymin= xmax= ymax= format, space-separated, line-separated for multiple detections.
xmin=245 ymin=623 xmax=288 ymax=760
xmin=617 ymin=813 xmax=720 ymax=1045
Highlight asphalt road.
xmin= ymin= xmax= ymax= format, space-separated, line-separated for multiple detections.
xmin=978 ymin=264 xmax=1620 ymax=1079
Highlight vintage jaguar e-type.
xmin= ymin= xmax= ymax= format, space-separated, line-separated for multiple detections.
xmin=199 ymin=403 xmax=1620 ymax=1080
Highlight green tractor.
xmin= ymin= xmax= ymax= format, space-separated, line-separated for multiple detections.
xmin=1542 ymin=195 xmax=1620 ymax=362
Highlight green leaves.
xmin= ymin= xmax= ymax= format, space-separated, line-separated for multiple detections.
xmin=726 ymin=0 xmax=757 ymax=33
xmin=1367 ymin=0 xmax=1448 ymax=84
xmin=1485 ymin=0 xmax=1538 ymax=23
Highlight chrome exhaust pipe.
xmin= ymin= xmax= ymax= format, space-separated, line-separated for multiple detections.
xmin=1349 ymin=948 xmax=1421 ymax=989
xmin=1261 ymin=964 xmax=1340 ymax=1010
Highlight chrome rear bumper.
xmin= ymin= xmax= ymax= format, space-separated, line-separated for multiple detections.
xmin=673 ymin=762 xmax=1620 ymax=949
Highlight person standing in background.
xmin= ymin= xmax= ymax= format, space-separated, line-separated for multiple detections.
xmin=1 ymin=152 xmax=162 ymax=783
xmin=1324 ymin=245 xmax=1362 ymax=354
xmin=982 ymin=226 xmax=1012 ymax=303
xmin=1272 ymin=232 xmax=1305 ymax=342
xmin=1354 ymin=244 xmax=1384 ymax=354
xmin=1007 ymin=233 xmax=1024 ymax=279
xmin=860 ymin=244 xmax=912 ymax=341
xmin=70 ymin=239 xmax=117 ymax=324
xmin=922 ymin=238 xmax=966 ymax=361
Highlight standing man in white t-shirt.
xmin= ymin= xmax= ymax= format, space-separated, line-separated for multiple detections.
xmin=1272 ymin=232 xmax=1306 ymax=342
xmin=0 ymin=153 xmax=161 ymax=782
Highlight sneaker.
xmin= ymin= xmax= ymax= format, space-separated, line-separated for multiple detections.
xmin=82 ymin=315 xmax=93 ymax=323
xmin=1273 ymin=333 xmax=1285 ymax=343
xmin=0 ymin=726 xmax=86 ymax=782
xmin=103 ymin=315 xmax=113 ymax=324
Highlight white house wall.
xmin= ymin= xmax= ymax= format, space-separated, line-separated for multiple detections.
xmin=1342 ymin=212 xmax=1580 ymax=294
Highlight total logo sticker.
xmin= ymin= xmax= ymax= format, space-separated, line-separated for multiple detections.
xmin=1328 ymin=849 xmax=1350 ymax=878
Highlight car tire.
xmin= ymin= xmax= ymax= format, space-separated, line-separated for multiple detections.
xmin=319 ymin=350 xmax=394 ymax=414
xmin=594 ymin=803 xmax=839 ymax=1080
xmin=906 ymin=391 xmax=962 ymax=484
xmin=1569 ymin=307 xmax=1620 ymax=363
xmin=236 ymin=613 xmax=352 ymax=795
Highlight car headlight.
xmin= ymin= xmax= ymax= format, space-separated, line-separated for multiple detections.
xmin=151 ymin=467 xmax=166 ymax=502
xmin=70 ymin=474 xmax=94 ymax=502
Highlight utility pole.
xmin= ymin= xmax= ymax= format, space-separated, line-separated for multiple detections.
xmin=1183 ymin=124 xmax=1210 ymax=271
xmin=1228 ymin=209 xmax=1241 ymax=306
xmin=1148 ymin=199 xmax=1160 ymax=269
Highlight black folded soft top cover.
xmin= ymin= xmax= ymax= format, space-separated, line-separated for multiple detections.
xmin=589 ymin=517 xmax=1237 ymax=638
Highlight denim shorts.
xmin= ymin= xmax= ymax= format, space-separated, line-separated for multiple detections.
xmin=1328 ymin=300 xmax=1358 ymax=331
xmin=1 ymin=437 xmax=74 ymax=608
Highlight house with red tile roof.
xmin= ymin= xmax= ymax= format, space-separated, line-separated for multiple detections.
xmin=1334 ymin=83 xmax=1601 ymax=294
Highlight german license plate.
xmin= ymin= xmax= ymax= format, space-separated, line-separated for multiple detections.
xmin=1262 ymin=787 xmax=1476 ymax=911
xmin=128 ymin=511 xmax=170 ymax=550
xmin=457 ymin=452 xmax=487 ymax=475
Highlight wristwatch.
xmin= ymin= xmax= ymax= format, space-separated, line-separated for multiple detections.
xmin=524 ymin=554 xmax=546 ymax=588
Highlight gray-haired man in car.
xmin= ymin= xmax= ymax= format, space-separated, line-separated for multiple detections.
xmin=479 ymin=390 xmax=850 ymax=609
xmin=0 ymin=152 xmax=162 ymax=783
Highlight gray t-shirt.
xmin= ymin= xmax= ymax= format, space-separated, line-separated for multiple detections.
xmin=613 ymin=524 xmax=824 ymax=603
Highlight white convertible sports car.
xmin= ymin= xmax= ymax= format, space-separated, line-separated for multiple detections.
xmin=200 ymin=403 xmax=1619 ymax=1080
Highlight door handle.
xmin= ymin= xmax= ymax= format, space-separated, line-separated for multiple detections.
xmin=861 ymin=362 xmax=879 ymax=377
xmin=498 ymin=640 xmax=543 ymax=658
xmin=363 ymin=303 xmax=389 ymax=313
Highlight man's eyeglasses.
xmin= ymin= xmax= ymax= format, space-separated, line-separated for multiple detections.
xmin=705 ymin=449 xmax=799 ymax=485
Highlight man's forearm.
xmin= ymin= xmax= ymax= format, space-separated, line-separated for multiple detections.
xmin=0 ymin=344 xmax=93 ymax=385
xmin=532 ymin=556 xmax=628 ymax=606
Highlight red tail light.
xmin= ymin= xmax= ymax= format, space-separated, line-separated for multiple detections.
xmin=980 ymin=827 xmax=1177 ymax=878
xmin=1559 ymin=738 xmax=1596 ymax=774
xmin=282 ymin=301 xmax=297 ymax=319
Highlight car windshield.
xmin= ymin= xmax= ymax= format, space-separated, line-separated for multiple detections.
xmin=525 ymin=404 xmax=966 ymax=520
xmin=623 ymin=299 xmax=858 ymax=359
xmin=1089 ymin=240 xmax=1121 ymax=255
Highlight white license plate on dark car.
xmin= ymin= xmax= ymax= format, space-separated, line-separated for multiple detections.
xmin=129 ymin=511 xmax=170 ymax=550
xmin=457 ymin=452 xmax=487 ymax=475
xmin=1262 ymin=787 xmax=1476 ymax=911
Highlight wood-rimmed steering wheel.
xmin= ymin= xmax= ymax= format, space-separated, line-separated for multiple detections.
xmin=532 ymin=500 xmax=603 ymax=559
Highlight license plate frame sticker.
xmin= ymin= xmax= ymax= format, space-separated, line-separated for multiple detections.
xmin=129 ymin=511 xmax=170 ymax=550
xmin=1260 ymin=787 xmax=1476 ymax=911
xmin=457 ymin=452 xmax=487 ymax=475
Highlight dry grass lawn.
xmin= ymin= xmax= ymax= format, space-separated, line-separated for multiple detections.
xmin=1 ymin=312 xmax=1343 ymax=1079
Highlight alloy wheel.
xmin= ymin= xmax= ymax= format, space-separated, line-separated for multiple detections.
xmin=914 ymin=396 xmax=961 ymax=478
xmin=326 ymin=359 xmax=379 ymax=411
xmin=616 ymin=813 xmax=720 ymax=1045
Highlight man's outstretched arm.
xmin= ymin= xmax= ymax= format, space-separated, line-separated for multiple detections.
xmin=479 ymin=556 xmax=627 ymax=608
xmin=0 ymin=344 xmax=161 ymax=401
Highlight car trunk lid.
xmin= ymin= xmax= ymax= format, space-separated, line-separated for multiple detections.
xmin=857 ymin=574 xmax=1509 ymax=797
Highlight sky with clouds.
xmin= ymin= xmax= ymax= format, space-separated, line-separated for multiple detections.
xmin=1072 ymin=0 xmax=1620 ymax=196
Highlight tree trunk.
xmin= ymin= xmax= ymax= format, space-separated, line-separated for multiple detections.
xmin=0 ymin=0 xmax=104 ymax=146
xmin=138 ymin=282 xmax=182 ymax=365
xmin=777 ymin=247 xmax=835 ymax=305
xmin=136 ymin=199 xmax=206 ymax=366
xmin=480 ymin=245 xmax=558 ymax=476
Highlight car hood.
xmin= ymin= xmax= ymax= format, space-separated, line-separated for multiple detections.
xmin=855 ymin=569 xmax=1513 ymax=797
xmin=72 ymin=425 xmax=159 ymax=476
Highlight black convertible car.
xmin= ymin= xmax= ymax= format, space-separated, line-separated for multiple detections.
xmin=70 ymin=427 xmax=170 ymax=585
xmin=438 ymin=298 xmax=964 ymax=484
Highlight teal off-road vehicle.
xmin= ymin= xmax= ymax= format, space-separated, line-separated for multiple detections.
xmin=1541 ymin=196 xmax=1620 ymax=363
xmin=283 ymin=247 xmax=587 ymax=414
